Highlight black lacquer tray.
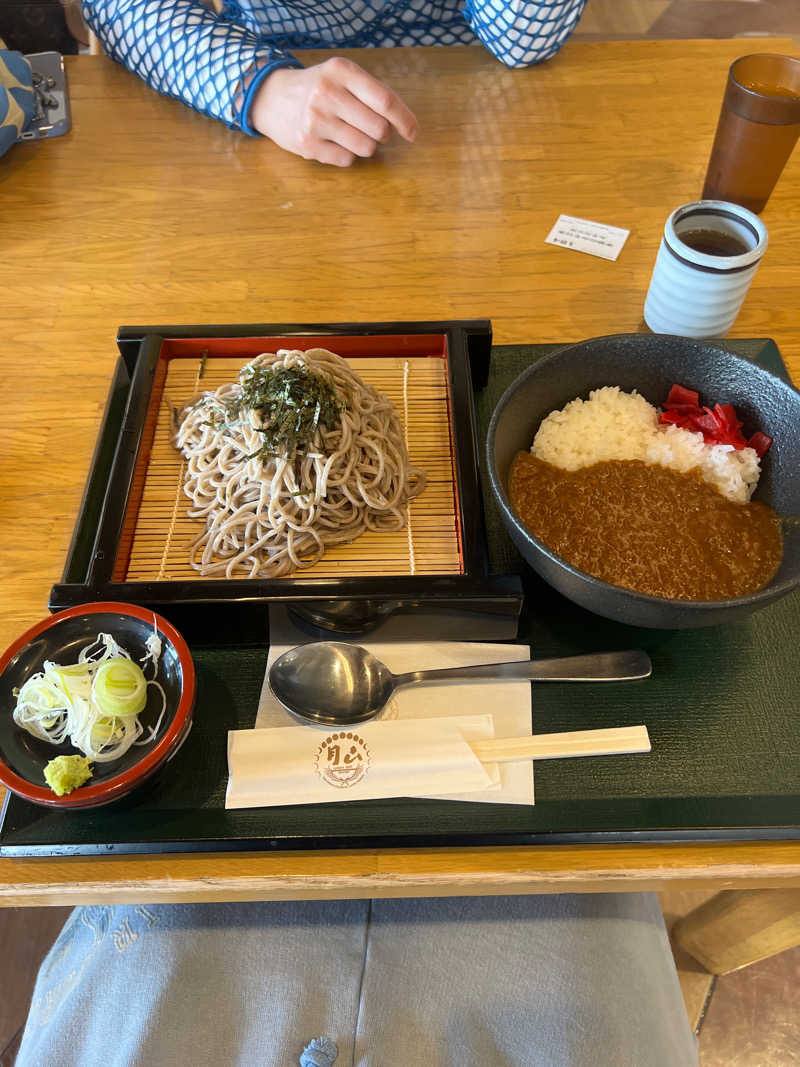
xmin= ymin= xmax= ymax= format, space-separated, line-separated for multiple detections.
xmin=47 ymin=320 xmax=524 ymax=636
xmin=2 ymin=338 xmax=799 ymax=856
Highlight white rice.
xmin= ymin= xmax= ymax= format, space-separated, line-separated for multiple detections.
xmin=531 ymin=386 xmax=761 ymax=504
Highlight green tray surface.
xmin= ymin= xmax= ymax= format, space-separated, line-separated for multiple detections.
xmin=2 ymin=340 xmax=799 ymax=855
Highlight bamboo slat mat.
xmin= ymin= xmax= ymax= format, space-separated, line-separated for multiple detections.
xmin=121 ymin=353 xmax=463 ymax=580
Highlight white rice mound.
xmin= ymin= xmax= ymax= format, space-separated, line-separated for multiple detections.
xmin=531 ymin=386 xmax=761 ymax=504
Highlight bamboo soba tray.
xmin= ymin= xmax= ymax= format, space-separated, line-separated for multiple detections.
xmin=49 ymin=322 xmax=523 ymax=634
xmin=124 ymin=349 xmax=459 ymax=581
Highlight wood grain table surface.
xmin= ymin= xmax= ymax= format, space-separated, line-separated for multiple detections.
xmin=2 ymin=39 xmax=799 ymax=905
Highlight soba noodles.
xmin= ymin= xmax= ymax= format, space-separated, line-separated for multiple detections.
xmin=174 ymin=347 xmax=427 ymax=577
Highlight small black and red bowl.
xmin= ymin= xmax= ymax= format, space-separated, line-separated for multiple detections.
xmin=0 ymin=603 xmax=196 ymax=809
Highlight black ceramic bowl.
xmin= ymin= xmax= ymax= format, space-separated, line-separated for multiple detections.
xmin=486 ymin=334 xmax=800 ymax=628
xmin=0 ymin=603 xmax=196 ymax=808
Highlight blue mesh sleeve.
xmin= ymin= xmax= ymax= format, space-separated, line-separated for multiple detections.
xmin=463 ymin=0 xmax=587 ymax=68
xmin=81 ymin=0 xmax=302 ymax=131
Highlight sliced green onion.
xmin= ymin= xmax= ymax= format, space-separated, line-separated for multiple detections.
xmin=92 ymin=658 xmax=147 ymax=718
xmin=13 ymin=631 xmax=165 ymax=765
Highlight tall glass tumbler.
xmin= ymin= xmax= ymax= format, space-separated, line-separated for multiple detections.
xmin=702 ymin=54 xmax=800 ymax=214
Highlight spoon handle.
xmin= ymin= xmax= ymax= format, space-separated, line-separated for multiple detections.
xmin=392 ymin=650 xmax=651 ymax=688
xmin=469 ymin=725 xmax=651 ymax=764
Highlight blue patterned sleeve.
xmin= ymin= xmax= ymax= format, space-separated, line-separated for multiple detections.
xmin=81 ymin=0 xmax=302 ymax=133
xmin=463 ymin=0 xmax=587 ymax=68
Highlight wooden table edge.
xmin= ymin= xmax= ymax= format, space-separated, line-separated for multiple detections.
xmin=4 ymin=842 xmax=800 ymax=906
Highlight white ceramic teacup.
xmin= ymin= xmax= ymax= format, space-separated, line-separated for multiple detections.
xmin=643 ymin=200 xmax=768 ymax=338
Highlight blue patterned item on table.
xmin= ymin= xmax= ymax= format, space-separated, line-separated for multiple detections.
xmin=82 ymin=0 xmax=586 ymax=133
xmin=0 ymin=48 xmax=34 ymax=156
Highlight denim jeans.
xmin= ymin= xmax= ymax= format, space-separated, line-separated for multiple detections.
xmin=17 ymin=892 xmax=698 ymax=1066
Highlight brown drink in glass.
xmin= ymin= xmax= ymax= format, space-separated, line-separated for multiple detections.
xmin=702 ymin=54 xmax=800 ymax=213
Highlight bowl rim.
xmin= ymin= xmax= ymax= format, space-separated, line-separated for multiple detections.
xmin=0 ymin=602 xmax=196 ymax=808
xmin=486 ymin=333 xmax=800 ymax=613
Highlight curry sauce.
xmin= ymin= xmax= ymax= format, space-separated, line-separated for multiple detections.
xmin=509 ymin=454 xmax=782 ymax=601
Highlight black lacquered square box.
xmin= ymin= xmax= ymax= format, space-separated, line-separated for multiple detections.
xmin=49 ymin=320 xmax=523 ymax=640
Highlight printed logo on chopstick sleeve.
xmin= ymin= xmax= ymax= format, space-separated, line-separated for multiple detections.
xmin=315 ymin=732 xmax=370 ymax=788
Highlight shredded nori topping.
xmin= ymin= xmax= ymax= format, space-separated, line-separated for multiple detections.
xmin=236 ymin=363 xmax=345 ymax=459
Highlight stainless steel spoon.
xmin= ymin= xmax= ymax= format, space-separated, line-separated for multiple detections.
xmin=289 ymin=598 xmax=517 ymax=636
xmin=268 ymin=642 xmax=652 ymax=725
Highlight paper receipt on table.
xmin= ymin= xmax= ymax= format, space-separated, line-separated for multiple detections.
xmin=546 ymin=214 xmax=630 ymax=261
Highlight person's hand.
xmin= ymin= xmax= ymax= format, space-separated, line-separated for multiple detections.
xmin=250 ymin=58 xmax=418 ymax=166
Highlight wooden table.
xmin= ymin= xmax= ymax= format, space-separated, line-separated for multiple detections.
xmin=2 ymin=40 xmax=800 ymax=929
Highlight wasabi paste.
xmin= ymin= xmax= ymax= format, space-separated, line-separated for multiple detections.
xmin=43 ymin=755 xmax=93 ymax=796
